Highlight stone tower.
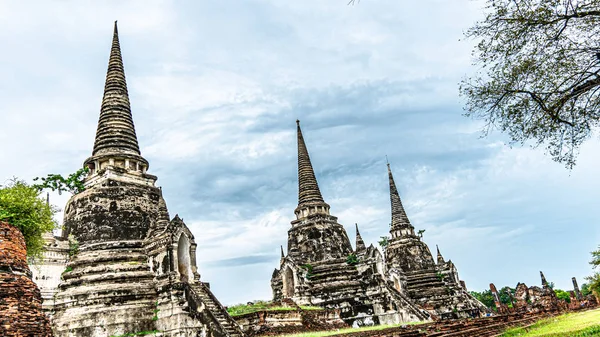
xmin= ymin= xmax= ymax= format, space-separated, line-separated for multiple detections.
xmin=50 ymin=22 xmax=243 ymax=337
xmin=271 ymin=121 xmax=428 ymax=326
xmin=384 ymin=163 xmax=436 ymax=273
xmin=384 ymin=163 xmax=486 ymax=319
xmin=286 ymin=120 xmax=354 ymax=262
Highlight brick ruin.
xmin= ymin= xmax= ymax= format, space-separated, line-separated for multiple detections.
xmin=503 ymin=273 xmax=597 ymax=314
xmin=489 ymin=283 xmax=509 ymax=315
xmin=31 ymin=22 xmax=243 ymax=337
xmin=0 ymin=221 xmax=53 ymax=337
xmin=270 ymin=122 xmax=485 ymax=327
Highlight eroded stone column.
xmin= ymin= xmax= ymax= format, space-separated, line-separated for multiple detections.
xmin=572 ymin=277 xmax=583 ymax=301
xmin=490 ymin=283 xmax=508 ymax=315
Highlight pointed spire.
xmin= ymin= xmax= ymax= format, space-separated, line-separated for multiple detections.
xmin=280 ymin=245 xmax=285 ymax=258
xmin=92 ymin=21 xmax=141 ymax=157
xmin=355 ymin=223 xmax=366 ymax=252
xmin=387 ymin=163 xmax=414 ymax=234
xmin=436 ymin=245 xmax=445 ymax=264
xmin=540 ymin=271 xmax=548 ymax=287
xmin=296 ymin=120 xmax=325 ymax=207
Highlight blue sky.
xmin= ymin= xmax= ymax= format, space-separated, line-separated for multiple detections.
xmin=0 ymin=0 xmax=599 ymax=305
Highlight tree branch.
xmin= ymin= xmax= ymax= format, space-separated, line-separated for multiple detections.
xmin=506 ymin=89 xmax=575 ymax=126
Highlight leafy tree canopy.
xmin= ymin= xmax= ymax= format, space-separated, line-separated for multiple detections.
xmin=581 ymin=282 xmax=593 ymax=296
xmin=0 ymin=179 xmax=57 ymax=259
xmin=33 ymin=167 xmax=89 ymax=195
xmin=499 ymin=286 xmax=516 ymax=305
xmin=554 ymin=289 xmax=572 ymax=303
xmin=585 ymin=245 xmax=600 ymax=295
xmin=470 ymin=289 xmax=496 ymax=309
xmin=462 ymin=0 xmax=600 ymax=168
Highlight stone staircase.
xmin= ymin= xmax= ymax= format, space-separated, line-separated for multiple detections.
xmin=308 ymin=259 xmax=364 ymax=295
xmin=188 ymin=282 xmax=245 ymax=337
xmin=384 ymin=283 xmax=430 ymax=321
xmin=405 ymin=271 xmax=448 ymax=298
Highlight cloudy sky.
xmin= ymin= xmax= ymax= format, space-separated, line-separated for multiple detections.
xmin=1 ymin=0 xmax=599 ymax=305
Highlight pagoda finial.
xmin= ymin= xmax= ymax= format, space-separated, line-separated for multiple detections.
xmin=296 ymin=120 xmax=325 ymax=207
xmin=387 ymin=163 xmax=414 ymax=234
xmin=355 ymin=223 xmax=366 ymax=252
xmin=436 ymin=245 xmax=445 ymax=264
xmin=91 ymin=21 xmax=141 ymax=157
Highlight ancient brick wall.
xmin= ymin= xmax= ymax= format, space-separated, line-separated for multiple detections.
xmin=0 ymin=221 xmax=53 ymax=337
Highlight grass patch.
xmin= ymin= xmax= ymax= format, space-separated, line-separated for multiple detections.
xmin=109 ymin=330 xmax=161 ymax=337
xmin=227 ymin=301 xmax=297 ymax=316
xmin=501 ymin=308 xmax=600 ymax=337
xmin=300 ymin=306 xmax=323 ymax=311
xmin=279 ymin=321 xmax=427 ymax=337
xmin=227 ymin=300 xmax=327 ymax=316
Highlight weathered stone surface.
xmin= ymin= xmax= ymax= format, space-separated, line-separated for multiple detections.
xmin=0 ymin=221 xmax=53 ymax=337
xmin=490 ymin=283 xmax=509 ymax=315
xmin=531 ymin=272 xmax=560 ymax=313
xmin=88 ymin=21 xmax=142 ymax=159
xmin=42 ymin=22 xmax=243 ymax=337
xmin=514 ymin=282 xmax=530 ymax=312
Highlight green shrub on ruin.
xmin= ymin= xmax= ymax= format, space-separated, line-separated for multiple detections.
xmin=301 ymin=264 xmax=314 ymax=279
xmin=378 ymin=236 xmax=389 ymax=248
xmin=346 ymin=254 xmax=359 ymax=266
xmin=0 ymin=179 xmax=57 ymax=259
xmin=68 ymin=234 xmax=79 ymax=257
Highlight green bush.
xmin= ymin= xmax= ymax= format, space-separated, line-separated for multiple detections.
xmin=301 ymin=264 xmax=314 ymax=279
xmin=0 ymin=179 xmax=57 ymax=259
xmin=346 ymin=254 xmax=359 ymax=266
xmin=554 ymin=289 xmax=572 ymax=303
xmin=469 ymin=289 xmax=496 ymax=309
